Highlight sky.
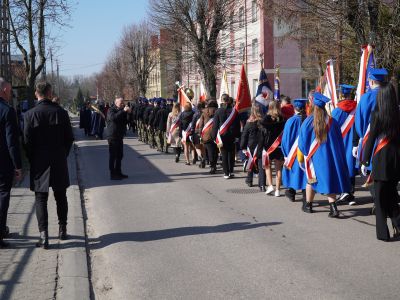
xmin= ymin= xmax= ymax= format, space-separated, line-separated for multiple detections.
xmin=55 ymin=0 xmax=149 ymax=78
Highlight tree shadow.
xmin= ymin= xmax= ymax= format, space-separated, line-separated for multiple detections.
xmin=88 ymin=221 xmax=282 ymax=250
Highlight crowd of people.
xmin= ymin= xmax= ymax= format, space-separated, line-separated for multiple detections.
xmin=101 ymin=68 xmax=400 ymax=242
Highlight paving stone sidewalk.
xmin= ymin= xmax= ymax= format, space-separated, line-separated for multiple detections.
xmin=0 ymin=148 xmax=90 ymax=300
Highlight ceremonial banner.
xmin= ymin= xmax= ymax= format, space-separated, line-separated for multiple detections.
xmin=322 ymin=59 xmax=338 ymax=108
xmin=255 ymin=68 xmax=272 ymax=109
xmin=274 ymin=66 xmax=280 ymax=101
xmin=219 ymin=69 xmax=229 ymax=106
xmin=355 ymin=45 xmax=375 ymax=103
xmin=178 ymin=86 xmax=191 ymax=112
xmin=200 ymin=81 xmax=207 ymax=102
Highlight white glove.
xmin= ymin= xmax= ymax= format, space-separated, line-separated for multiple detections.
xmin=361 ymin=164 xmax=367 ymax=176
xmin=352 ymin=146 xmax=358 ymax=158
xmin=242 ymin=149 xmax=247 ymax=154
xmin=299 ymin=163 xmax=306 ymax=172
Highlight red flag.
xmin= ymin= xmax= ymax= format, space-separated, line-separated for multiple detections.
xmin=178 ymin=87 xmax=190 ymax=111
xmin=235 ymin=64 xmax=252 ymax=112
xmin=199 ymin=81 xmax=207 ymax=102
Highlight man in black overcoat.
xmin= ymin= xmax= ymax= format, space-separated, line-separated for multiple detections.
xmin=0 ymin=78 xmax=22 ymax=248
xmin=24 ymin=82 xmax=74 ymax=249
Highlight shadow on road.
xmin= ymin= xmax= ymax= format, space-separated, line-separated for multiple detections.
xmin=88 ymin=221 xmax=282 ymax=249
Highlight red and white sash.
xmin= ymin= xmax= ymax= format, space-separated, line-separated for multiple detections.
xmin=167 ymin=118 xmax=180 ymax=144
xmin=201 ymin=118 xmax=214 ymax=139
xmin=216 ymin=108 xmax=238 ymax=148
xmin=363 ymin=136 xmax=390 ymax=187
xmin=245 ymin=145 xmax=258 ymax=172
xmin=182 ymin=122 xmax=193 ymax=143
xmin=358 ymin=123 xmax=370 ymax=163
xmin=304 ymin=117 xmax=332 ymax=184
xmin=284 ymin=137 xmax=299 ymax=170
xmin=195 ymin=118 xmax=201 ymax=131
xmin=262 ymin=132 xmax=283 ymax=169
xmin=340 ymin=109 xmax=356 ymax=138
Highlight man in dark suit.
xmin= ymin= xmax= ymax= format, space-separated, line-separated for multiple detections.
xmin=24 ymin=82 xmax=74 ymax=249
xmin=0 ymin=78 xmax=22 ymax=248
xmin=106 ymin=96 xmax=131 ymax=180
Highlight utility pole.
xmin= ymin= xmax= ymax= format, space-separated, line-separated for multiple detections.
xmin=50 ymin=47 xmax=54 ymax=86
xmin=56 ymin=59 xmax=60 ymax=97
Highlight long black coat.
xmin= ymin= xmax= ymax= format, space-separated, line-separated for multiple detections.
xmin=211 ymin=105 xmax=240 ymax=145
xmin=0 ymin=98 xmax=22 ymax=175
xmin=240 ymin=120 xmax=259 ymax=152
xmin=362 ymin=112 xmax=400 ymax=181
xmin=24 ymin=100 xmax=74 ymax=192
xmin=105 ymin=106 xmax=128 ymax=140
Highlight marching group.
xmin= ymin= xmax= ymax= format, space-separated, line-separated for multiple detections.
xmin=104 ymin=68 xmax=400 ymax=242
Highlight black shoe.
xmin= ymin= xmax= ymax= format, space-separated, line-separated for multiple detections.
xmin=110 ymin=174 xmax=123 ymax=180
xmin=192 ymin=158 xmax=197 ymax=165
xmin=59 ymin=225 xmax=67 ymax=240
xmin=285 ymin=189 xmax=296 ymax=202
xmin=199 ymin=160 xmax=206 ymax=169
xmin=246 ymin=181 xmax=253 ymax=187
xmin=370 ymin=204 xmax=376 ymax=215
xmin=229 ymin=173 xmax=235 ymax=178
xmin=328 ymin=202 xmax=340 ymax=218
xmin=0 ymin=239 xmax=9 ymax=248
xmin=185 ymin=161 xmax=191 ymax=166
xmin=36 ymin=231 xmax=49 ymax=249
xmin=302 ymin=201 xmax=313 ymax=213
xmin=259 ymin=186 xmax=266 ymax=192
xmin=209 ymin=167 xmax=216 ymax=174
xmin=3 ymin=226 xmax=9 ymax=238
xmin=175 ymin=155 xmax=179 ymax=163
xmin=118 ymin=173 xmax=129 ymax=179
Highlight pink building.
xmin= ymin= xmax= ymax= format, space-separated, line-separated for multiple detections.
xmin=182 ymin=0 xmax=305 ymax=102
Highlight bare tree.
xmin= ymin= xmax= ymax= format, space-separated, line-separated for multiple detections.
xmin=5 ymin=0 xmax=71 ymax=105
xmin=150 ymin=0 xmax=236 ymax=98
xmin=121 ymin=21 xmax=158 ymax=97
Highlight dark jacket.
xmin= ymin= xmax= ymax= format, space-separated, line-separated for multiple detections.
xmin=179 ymin=110 xmax=194 ymax=136
xmin=155 ymin=107 xmax=169 ymax=132
xmin=150 ymin=106 xmax=160 ymax=128
xmin=362 ymin=112 xmax=400 ymax=181
xmin=257 ymin=115 xmax=285 ymax=158
xmin=0 ymin=98 xmax=22 ymax=175
xmin=240 ymin=120 xmax=259 ymax=152
xmin=23 ymin=100 xmax=73 ymax=192
xmin=143 ymin=106 xmax=153 ymax=125
xmin=211 ymin=105 xmax=240 ymax=145
xmin=106 ymin=106 xmax=128 ymax=140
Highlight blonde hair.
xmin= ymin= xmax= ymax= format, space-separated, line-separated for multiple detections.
xmin=183 ymin=102 xmax=192 ymax=112
xmin=313 ymin=105 xmax=328 ymax=143
xmin=267 ymin=100 xmax=282 ymax=121
xmin=248 ymin=104 xmax=263 ymax=122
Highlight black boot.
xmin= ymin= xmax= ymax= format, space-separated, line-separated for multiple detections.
xmin=259 ymin=186 xmax=266 ymax=192
xmin=285 ymin=188 xmax=296 ymax=202
xmin=175 ymin=155 xmax=180 ymax=163
xmin=0 ymin=232 xmax=9 ymax=248
xmin=36 ymin=231 xmax=49 ymax=249
xmin=302 ymin=201 xmax=313 ymax=213
xmin=328 ymin=202 xmax=340 ymax=218
xmin=199 ymin=159 xmax=206 ymax=169
xmin=59 ymin=225 xmax=67 ymax=240
xmin=209 ymin=167 xmax=216 ymax=174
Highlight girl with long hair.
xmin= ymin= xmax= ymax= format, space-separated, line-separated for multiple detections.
xmin=241 ymin=103 xmax=263 ymax=188
xmin=179 ymin=102 xmax=195 ymax=165
xmin=361 ymin=83 xmax=400 ymax=241
xmin=166 ymin=102 xmax=182 ymax=163
xmin=258 ymin=100 xmax=285 ymax=196
xmin=298 ymin=93 xmax=350 ymax=218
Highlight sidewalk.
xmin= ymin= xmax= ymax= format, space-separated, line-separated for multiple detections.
xmin=0 ymin=148 xmax=90 ymax=300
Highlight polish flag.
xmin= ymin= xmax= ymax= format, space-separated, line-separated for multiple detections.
xmin=199 ymin=81 xmax=207 ymax=102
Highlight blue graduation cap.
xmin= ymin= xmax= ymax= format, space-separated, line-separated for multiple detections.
xmin=143 ymin=98 xmax=149 ymax=104
xmin=313 ymin=92 xmax=330 ymax=108
xmin=338 ymin=84 xmax=355 ymax=95
xmin=369 ymin=68 xmax=388 ymax=82
xmin=293 ymin=98 xmax=308 ymax=109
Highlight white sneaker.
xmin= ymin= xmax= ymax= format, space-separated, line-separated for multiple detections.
xmin=223 ymin=175 xmax=230 ymax=179
xmin=274 ymin=190 xmax=280 ymax=197
xmin=265 ymin=185 xmax=274 ymax=195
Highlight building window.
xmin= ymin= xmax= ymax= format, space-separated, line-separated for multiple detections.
xmin=252 ymin=39 xmax=258 ymax=61
xmin=239 ymin=6 xmax=244 ymax=28
xmin=239 ymin=42 xmax=245 ymax=61
xmin=252 ymin=0 xmax=258 ymax=22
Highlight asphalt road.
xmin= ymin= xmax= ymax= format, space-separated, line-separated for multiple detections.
xmin=75 ymin=130 xmax=400 ymax=300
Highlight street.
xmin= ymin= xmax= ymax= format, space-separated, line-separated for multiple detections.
xmin=75 ymin=129 xmax=400 ymax=300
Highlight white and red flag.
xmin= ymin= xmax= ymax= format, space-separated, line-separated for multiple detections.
xmin=355 ymin=44 xmax=376 ymax=103
xmin=199 ymin=81 xmax=207 ymax=102
xmin=177 ymin=85 xmax=191 ymax=112
xmin=322 ymin=59 xmax=338 ymax=108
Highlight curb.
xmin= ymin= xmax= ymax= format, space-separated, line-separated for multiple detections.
xmin=55 ymin=145 xmax=91 ymax=300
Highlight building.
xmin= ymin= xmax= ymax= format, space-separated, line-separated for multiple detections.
xmin=0 ymin=0 xmax=12 ymax=82
xmin=182 ymin=0 xmax=306 ymax=101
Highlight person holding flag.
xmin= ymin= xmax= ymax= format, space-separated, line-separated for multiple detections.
xmin=332 ymin=84 xmax=357 ymax=206
xmin=255 ymin=68 xmax=273 ymax=114
xmin=166 ymin=102 xmax=182 ymax=163
xmin=179 ymin=102 xmax=195 ymax=165
xmin=282 ymin=99 xmax=308 ymax=202
xmin=258 ymin=101 xmax=286 ymax=196
xmin=191 ymin=101 xmax=206 ymax=168
xmin=298 ymin=93 xmax=350 ymax=217
xmin=360 ymin=83 xmax=400 ymax=241
xmin=240 ymin=104 xmax=262 ymax=188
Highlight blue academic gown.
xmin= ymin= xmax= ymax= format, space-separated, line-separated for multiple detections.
xmin=298 ymin=116 xmax=351 ymax=194
xmin=331 ymin=106 xmax=357 ymax=178
xmin=281 ymin=114 xmax=307 ymax=190
xmin=355 ymin=87 xmax=379 ymax=170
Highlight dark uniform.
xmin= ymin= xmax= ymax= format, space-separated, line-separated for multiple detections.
xmin=24 ymin=99 xmax=73 ymax=244
xmin=149 ymin=100 xmax=160 ymax=148
xmin=143 ymin=101 xmax=154 ymax=144
xmin=154 ymin=100 xmax=169 ymax=152
xmin=0 ymin=97 xmax=22 ymax=245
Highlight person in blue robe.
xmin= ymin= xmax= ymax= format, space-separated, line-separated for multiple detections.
xmin=298 ymin=92 xmax=350 ymax=218
xmin=282 ymin=99 xmax=308 ymax=202
xmin=90 ymin=103 xmax=106 ymax=139
xmin=332 ymin=84 xmax=357 ymax=206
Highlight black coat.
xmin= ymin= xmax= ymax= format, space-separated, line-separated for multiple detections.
xmin=211 ymin=106 xmax=240 ymax=145
xmin=155 ymin=107 xmax=169 ymax=131
xmin=257 ymin=115 xmax=285 ymax=159
xmin=0 ymin=98 xmax=22 ymax=175
xmin=106 ymin=106 xmax=128 ymax=140
xmin=24 ymin=100 xmax=73 ymax=192
xmin=179 ymin=110 xmax=194 ymax=132
xmin=143 ymin=106 xmax=153 ymax=125
xmin=240 ymin=120 xmax=259 ymax=152
xmin=362 ymin=112 xmax=400 ymax=181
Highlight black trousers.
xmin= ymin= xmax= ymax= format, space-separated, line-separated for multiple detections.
xmin=0 ymin=173 xmax=13 ymax=238
xmin=205 ymin=142 xmax=218 ymax=168
xmin=35 ymin=189 xmax=68 ymax=232
xmin=220 ymin=142 xmax=235 ymax=175
xmin=108 ymin=139 xmax=124 ymax=174
xmin=374 ymin=180 xmax=400 ymax=240
xmin=257 ymin=158 xmax=266 ymax=187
